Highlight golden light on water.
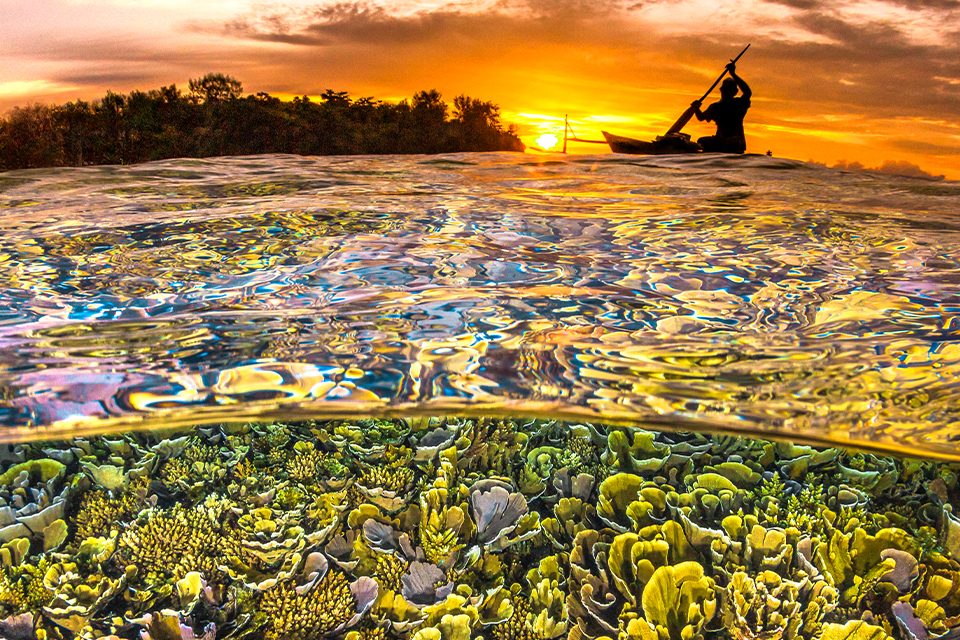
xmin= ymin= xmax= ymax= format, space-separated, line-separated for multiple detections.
xmin=535 ymin=133 xmax=560 ymax=149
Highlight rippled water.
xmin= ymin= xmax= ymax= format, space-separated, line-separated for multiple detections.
xmin=1 ymin=153 xmax=959 ymax=456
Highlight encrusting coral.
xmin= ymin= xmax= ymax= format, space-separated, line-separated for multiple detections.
xmin=3 ymin=418 xmax=960 ymax=639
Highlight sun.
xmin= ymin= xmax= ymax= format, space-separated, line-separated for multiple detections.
xmin=535 ymin=133 xmax=560 ymax=149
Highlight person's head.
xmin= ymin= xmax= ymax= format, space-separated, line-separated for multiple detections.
xmin=720 ymin=77 xmax=738 ymax=99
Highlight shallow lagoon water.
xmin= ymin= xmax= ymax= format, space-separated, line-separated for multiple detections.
xmin=1 ymin=153 xmax=960 ymax=456
xmin=3 ymin=153 xmax=960 ymax=639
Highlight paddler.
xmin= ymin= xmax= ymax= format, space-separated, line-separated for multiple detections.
xmin=693 ymin=62 xmax=751 ymax=154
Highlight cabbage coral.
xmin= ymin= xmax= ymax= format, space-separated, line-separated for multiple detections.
xmin=0 ymin=418 xmax=958 ymax=640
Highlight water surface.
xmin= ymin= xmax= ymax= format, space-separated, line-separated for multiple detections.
xmin=1 ymin=153 xmax=959 ymax=456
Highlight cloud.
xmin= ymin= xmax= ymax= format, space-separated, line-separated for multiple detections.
xmin=890 ymin=137 xmax=960 ymax=156
xmin=201 ymin=0 xmax=960 ymax=115
xmin=0 ymin=79 xmax=79 ymax=98
xmin=178 ymin=0 xmax=677 ymax=100
xmin=761 ymin=0 xmax=821 ymax=8
xmin=833 ymin=158 xmax=946 ymax=181
xmin=883 ymin=0 xmax=960 ymax=9
xmin=159 ymin=1 xmax=960 ymax=180
xmin=763 ymin=0 xmax=960 ymax=12
xmin=204 ymin=0 xmax=637 ymax=48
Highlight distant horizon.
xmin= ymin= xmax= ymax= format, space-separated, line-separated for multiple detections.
xmin=1 ymin=0 xmax=958 ymax=179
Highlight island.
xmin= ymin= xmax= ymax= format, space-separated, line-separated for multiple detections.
xmin=0 ymin=73 xmax=525 ymax=170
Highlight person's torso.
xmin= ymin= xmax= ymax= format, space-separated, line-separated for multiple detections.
xmin=706 ymin=97 xmax=750 ymax=138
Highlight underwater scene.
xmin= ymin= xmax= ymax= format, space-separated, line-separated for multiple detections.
xmin=4 ymin=418 xmax=960 ymax=640
xmin=2 ymin=152 xmax=960 ymax=639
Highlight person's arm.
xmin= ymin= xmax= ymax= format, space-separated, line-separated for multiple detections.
xmin=693 ymin=99 xmax=707 ymax=121
xmin=726 ymin=62 xmax=751 ymax=100
xmin=696 ymin=101 xmax=715 ymax=122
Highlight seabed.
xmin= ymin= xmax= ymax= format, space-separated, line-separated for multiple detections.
xmin=1 ymin=417 xmax=958 ymax=640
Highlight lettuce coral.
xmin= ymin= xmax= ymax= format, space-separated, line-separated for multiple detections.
xmin=0 ymin=418 xmax=958 ymax=640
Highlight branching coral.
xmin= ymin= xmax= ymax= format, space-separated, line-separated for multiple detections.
xmin=72 ymin=485 xmax=143 ymax=541
xmin=0 ymin=557 xmax=52 ymax=617
xmin=258 ymin=553 xmax=377 ymax=639
xmin=116 ymin=504 xmax=225 ymax=584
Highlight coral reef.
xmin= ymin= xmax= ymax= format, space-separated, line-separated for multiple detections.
xmin=2 ymin=418 xmax=960 ymax=639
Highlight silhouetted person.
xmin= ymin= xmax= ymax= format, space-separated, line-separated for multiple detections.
xmin=694 ymin=62 xmax=751 ymax=154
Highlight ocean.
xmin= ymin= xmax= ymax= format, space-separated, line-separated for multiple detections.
xmin=1 ymin=152 xmax=958 ymax=455
xmin=1 ymin=152 xmax=960 ymax=640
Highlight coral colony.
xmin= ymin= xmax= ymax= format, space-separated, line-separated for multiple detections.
xmin=2 ymin=418 xmax=960 ymax=640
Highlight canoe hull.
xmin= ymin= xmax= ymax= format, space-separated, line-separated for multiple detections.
xmin=601 ymin=131 xmax=702 ymax=155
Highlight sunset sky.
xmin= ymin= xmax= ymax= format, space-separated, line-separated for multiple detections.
xmin=1 ymin=0 xmax=958 ymax=178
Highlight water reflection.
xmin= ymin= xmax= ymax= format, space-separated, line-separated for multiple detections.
xmin=0 ymin=154 xmax=959 ymax=456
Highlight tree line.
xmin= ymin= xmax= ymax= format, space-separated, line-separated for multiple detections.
xmin=0 ymin=73 xmax=525 ymax=170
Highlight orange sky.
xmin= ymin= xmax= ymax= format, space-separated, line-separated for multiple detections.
xmin=1 ymin=0 xmax=958 ymax=178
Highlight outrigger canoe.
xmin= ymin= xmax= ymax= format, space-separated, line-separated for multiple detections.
xmin=601 ymin=131 xmax=703 ymax=155
xmin=600 ymin=44 xmax=752 ymax=156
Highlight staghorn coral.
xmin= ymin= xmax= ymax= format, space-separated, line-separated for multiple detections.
xmin=361 ymin=465 xmax=415 ymax=495
xmin=491 ymin=587 xmax=539 ymax=640
xmin=72 ymin=484 xmax=143 ymax=541
xmin=258 ymin=552 xmax=378 ymax=640
xmin=286 ymin=441 xmax=348 ymax=488
xmin=456 ymin=418 xmax=528 ymax=475
xmin=259 ymin=571 xmax=357 ymax=639
xmin=417 ymin=451 xmax=468 ymax=567
xmin=116 ymin=504 xmax=225 ymax=584
xmin=0 ymin=557 xmax=52 ymax=617
xmin=374 ymin=553 xmax=409 ymax=593
xmin=720 ymin=569 xmax=838 ymax=640
xmin=159 ymin=441 xmax=226 ymax=494
xmin=355 ymin=456 xmax=418 ymax=513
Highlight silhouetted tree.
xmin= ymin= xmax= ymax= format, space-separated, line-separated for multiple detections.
xmin=411 ymin=90 xmax=450 ymax=153
xmin=0 ymin=104 xmax=63 ymax=168
xmin=189 ymin=73 xmax=243 ymax=103
xmin=51 ymin=101 xmax=89 ymax=166
xmin=453 ymin=95 xmax=509 ymax=152
xmin=0 ymin=77 xmax=524 ymax=171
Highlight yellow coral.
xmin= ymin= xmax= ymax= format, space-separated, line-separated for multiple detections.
xmin=275 ymin=486 xmax=307 ymax=510
xmin=492 ymin=596 xmax=539 ymax=640
xmin=185 ymin=443 xmax=222 ymax=465
xmin=374 ymin=553 xmax=408 ymax=592
xmin=0 ymin=557 xmax=53 ymax=615
xmin=287 ymin=442 xmax=327 ymax=482
xmin=116 ymin=505 xmax=225 ymax=583
xmin=419 ymin=487 xmax=466 ymax=566
xmin=233 ymin=458 xmax=255 ymax=481
xmin=161 ymin=442 xmax=225 ymax=489
xmin=73 ymin=489 xmax=141 ymax=540
xmin=346 ymin=620 xmax=389 ymax=640
xmin=160 ymin=458 xmax=191 ymax=488
xmin=361 ymin=464 xmax=414 ymax=493
xmin=260 ymin=571 xmax=357 ymax=639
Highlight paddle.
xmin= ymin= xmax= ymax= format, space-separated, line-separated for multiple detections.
xmin=665 ymin=44 xmax=751 ymax=137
